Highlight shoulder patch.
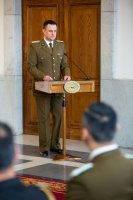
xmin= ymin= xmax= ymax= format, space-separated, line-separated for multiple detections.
xmin=56 ymin=40 xmax=64 ymax=43
xmin=32 ymin=40 xmax=40 ymax=43
xmin=70 ymin=163 xmax=94 ymax=178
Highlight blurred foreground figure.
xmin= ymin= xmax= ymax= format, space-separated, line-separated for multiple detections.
xmin=0 ymin=122 xmax=55 ymax=200
xmin=66 ymin=102 xmax=133 ymax=200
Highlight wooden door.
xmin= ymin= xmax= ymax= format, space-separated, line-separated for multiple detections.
xmin=22 ymin=0 xmax=64 ymax=134
xmin=22 ymin=0 xmax=101 ymax=139
xmin=64 ymin=0 xmax=100 ymax=139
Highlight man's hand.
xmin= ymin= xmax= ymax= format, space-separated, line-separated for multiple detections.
xmin=43 ymin=75 xmax=53 ymax=81
xmin=64 ymin=76 xmax=71 ymax=81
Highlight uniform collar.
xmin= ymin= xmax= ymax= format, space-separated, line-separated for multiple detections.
xmin=44 ymin=38 xmax=54 ymax=47
xmin=89 ymin=143 xmax=118 ymax=161
xmin=40 ymin=39 xmax=58 ymax=47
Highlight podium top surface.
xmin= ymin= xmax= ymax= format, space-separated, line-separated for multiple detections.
xmin=35 ymin=80 xmax=95 ymax=94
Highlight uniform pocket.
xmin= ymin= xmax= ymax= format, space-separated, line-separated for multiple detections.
xmin=57 ymin=53 xmax=63 ymax=63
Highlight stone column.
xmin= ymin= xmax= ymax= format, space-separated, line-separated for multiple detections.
xmin=101 ymin=0 xmax=133 ymax=147
xmin=0 ymin=0 xmax=22 ymax=135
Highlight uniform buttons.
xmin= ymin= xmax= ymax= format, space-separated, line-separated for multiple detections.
xmin=54 ymin=70 xmax=55 ymax=73
xmin=53 ymin=57 xmax=55 ymax=60
xmin=53 ymin=63 xmax=55 ymax=66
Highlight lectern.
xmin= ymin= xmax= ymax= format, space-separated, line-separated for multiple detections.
xmin=35 ymin=80 xmax=95 ymax=160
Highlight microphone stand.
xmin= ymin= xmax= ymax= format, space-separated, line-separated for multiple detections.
xmin=64 ymin=53 xmax=92 ymax=80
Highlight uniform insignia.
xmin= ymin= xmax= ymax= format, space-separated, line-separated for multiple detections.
xmin=70 ymin=163 xmax=94 ymax=178
xmin=32 ymin=40 xmax=40 ymax=43
xmin=56 ymin=40 xmax=64 ymax=43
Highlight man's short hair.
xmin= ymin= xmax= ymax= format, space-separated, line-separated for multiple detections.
xmin=43 ymin=20 xmax=57 ymax=29
xmin=82 ymin=102 xmax=117 ymax=142
xmin=0 ymin=122 xmax=15 ymax=171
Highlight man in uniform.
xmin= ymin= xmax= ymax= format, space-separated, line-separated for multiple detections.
xmin=66 ymin=102 xmax=133 ymax=200
xmin=27 ymin=20 xmax=71 ymax=157
xmin=0 ymin=122 xmax=54 ymax=200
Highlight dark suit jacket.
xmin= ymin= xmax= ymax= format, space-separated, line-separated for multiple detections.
xmin=66 ymin=150 xmax=133 ymax=200
xmin=0 ymin=178 xmax=49 ymax=200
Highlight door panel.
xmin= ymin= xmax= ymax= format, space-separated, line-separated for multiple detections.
xmin=23 ymin=0 xmax=62 ymax=134
xmin=70 ymin=5 xmax=100 ymax=79
xmin=22 ymin=0 xmax=101 ymax=138
xmin=64 ymin=0 xmax=100 ymax=138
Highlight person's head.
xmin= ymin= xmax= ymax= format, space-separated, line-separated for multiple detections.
xmin=43 ymin=20 xmax=57 ymax=41
xmin=0 ymin=122 xmax=16 ymax=172
xmin=82 ymin=102 xmax=118 ymax=148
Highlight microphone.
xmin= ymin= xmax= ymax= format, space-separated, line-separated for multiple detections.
xmin=64 ymin=53 xmax=92 ymax=80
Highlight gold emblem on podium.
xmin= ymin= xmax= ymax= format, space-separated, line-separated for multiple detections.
xmin=64 ymin=81 xmax=80 ymax=93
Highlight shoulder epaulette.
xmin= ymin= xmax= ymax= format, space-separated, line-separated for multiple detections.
xmin=56 ymin=40 xmax=64 ymax=43
xmin=70 ymin=163 xmax=94 ymax=178
xmin=32 ymin=40 xmax=40 ymax=43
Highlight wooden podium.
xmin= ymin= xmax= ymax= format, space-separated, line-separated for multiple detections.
xmin=35 ymin=80 xmax=95 ymax=161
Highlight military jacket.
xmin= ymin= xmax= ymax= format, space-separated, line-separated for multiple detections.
xmin=27 ymin=39 xmax=70 ymax=95
xmin=66 ymin=150 xmax=133 ymax=200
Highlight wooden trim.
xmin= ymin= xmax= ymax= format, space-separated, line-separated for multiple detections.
xmin=64 ymin=0 xmax=101 ymax=6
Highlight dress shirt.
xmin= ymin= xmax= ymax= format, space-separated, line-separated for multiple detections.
xmin=44 ymin=39 xmax=54 ymax=48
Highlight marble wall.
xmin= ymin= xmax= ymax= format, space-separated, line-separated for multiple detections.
xmin=0 ymin=0 xmax=4 ymax=75
xmin=114 ymin=0 xmax=133 ymax=79
xmin=0 ymin=0 xmax=22 ymax=134
xmin=101 ymin=0 xmax=133 ymax=147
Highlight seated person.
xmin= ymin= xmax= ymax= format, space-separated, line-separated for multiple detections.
xmin=66 ymin=102 xmax=133 ymax=200
xmin=0 ymin=122 xmax=55 ymax=200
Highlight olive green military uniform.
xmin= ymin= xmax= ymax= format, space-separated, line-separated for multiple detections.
xmin=27 ymin=39 xmax=70 ymax=152
xmin=66 ymin=150 xmax=133 ymax=200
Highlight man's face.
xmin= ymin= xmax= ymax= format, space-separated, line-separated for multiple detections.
xmin=43 ymin=24 xmax=57 ymax=41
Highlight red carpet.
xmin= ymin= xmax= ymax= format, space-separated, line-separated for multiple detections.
xmin=19 ymin=175 xmax=66 ymax=200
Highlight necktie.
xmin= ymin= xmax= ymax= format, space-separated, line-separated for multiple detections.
xmin=49 ymin=42 xmax=52 ymax=48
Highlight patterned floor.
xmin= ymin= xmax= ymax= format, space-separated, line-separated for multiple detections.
xmin=14 ymin=135 xmax=133 ymax=182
